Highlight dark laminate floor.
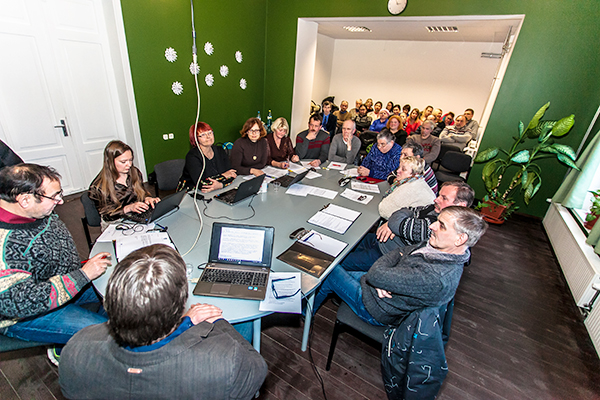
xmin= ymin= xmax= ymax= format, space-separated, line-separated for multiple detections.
xmin=1 ymin=192 xmax=600 ymax=399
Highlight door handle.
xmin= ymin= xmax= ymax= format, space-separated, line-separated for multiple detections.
xmin=54 ymin=119 xmax=69 ymax=137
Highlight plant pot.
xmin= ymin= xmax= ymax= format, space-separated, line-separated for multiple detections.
xmin=584 ymin=215 xmax=599 ymax=230
xmin=480 ymin=201 xmax=506 ymax=224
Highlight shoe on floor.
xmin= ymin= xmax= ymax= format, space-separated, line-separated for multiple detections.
xmin=47 ymin=347 xmax=60 ymax=367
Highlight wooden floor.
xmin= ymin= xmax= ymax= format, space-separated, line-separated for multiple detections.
xmin=1 ymin=193 xmax=600 ymax=399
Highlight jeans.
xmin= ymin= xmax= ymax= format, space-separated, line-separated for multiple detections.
xmin=338 ymin=233 xmax=383 ymax=272
xmin=313 ymin=267 xmax=383 ymax=326
xmin=1 ymin=285 xmax=107 ymax=344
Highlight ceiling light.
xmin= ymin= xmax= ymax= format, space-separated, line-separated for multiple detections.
xmin=426 ymin=26 xmax=459 ymax=33
xmin=343 ymin=26 xmax=372 ymax=33
xmin=481 ymin=52 xmax=502 ymax=59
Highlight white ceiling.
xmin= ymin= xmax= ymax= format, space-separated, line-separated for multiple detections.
xmin=309 ymin=16 xmax=523 ymax=42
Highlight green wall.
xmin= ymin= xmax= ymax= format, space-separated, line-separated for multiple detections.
xmin=121 ymin=0 xmax=600 ymax=217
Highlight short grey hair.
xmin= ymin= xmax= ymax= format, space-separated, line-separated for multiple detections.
xmin=422 ymin=120 xmax=436 ymax=130
xmin=377 ymin=130 xmax=395 ymax=143
xmin=441 ymin=206 xmax=488 ymax=247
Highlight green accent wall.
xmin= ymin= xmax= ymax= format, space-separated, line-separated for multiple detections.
xmin=121 ymin=0 xmax=600 ymax=217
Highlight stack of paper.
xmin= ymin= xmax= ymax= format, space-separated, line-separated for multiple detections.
xmin=308 ymin=204 xmax=361 ymax=234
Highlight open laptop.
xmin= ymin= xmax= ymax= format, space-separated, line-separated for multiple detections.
xmin=272 ymin=169 xmax=309 ymax=188
xmin=124 ymin=190 xmax=186 ymax=224
xmin=193 ymin=222 xmax=275 ymax=300
xmin=214 ymin=174 xmax=265 ymax=205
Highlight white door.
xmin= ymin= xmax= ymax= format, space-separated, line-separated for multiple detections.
xmin=0 ymin=0 xmax=127 ymax=194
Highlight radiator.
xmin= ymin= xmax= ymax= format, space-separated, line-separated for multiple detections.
xmin=586 ymin=302 xmax=600 ymax=357
xmin=542 ymin=202 xmax=600 ymax=308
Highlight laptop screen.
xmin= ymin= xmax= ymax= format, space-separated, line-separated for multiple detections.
xmin=208 ymin=223 xmax=275 ymax=268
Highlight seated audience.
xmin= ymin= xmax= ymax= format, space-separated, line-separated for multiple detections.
xmin=388 ymin=141 xmax=438 ymax=194
xmin=406 ymin=120 xmax=441 ymax=164
xmin=368 ymin=101 xmax=383 ymax=121
xmin=405 ymin=108 xmax=422 ymax=136
xmin=231 ymin=117 xmax=269 ymax=176
xmin=434 ymin=112 xmax=454 ymax=136
xmin=313 ymin=206 xmax=488 ymax=327
xmin=179 ymin=122 xmax=237 ymax=192
xmin=420 ymin=105 xmax=434 ymax=121
xmin=378 ymin=156 xmax=436 ymax=220
xmin=59 ymin=244 xmax=267 ymax=399
xmin=382 ymin=115 xmax=407 ymax=146
xmin=391 ymin=104 xmax=402 ymax=116
xmin=89 ymin=141 xmax=160 ymax=224
xmin=364 ymin=98 xmax=374 ymax=113
xmin=464 ymin=108 xmax=480 ymax=140
xmin=357 ymin=130 xmax=402 ymax=180
xmin=402 ymin=104 xmax=411 ymax=116
xmin=369 ymin=109 xmax=389 ymax=132
xmin=0 ymin=140 xmax=23 ymax=169
xmin=349 ymin=98 xmax=362 ymax=119
xmin=431 ymin=108 xmax=443 ymax=123
xmin=386 ymin=101 xmax=394 ymax=114
xmin=320 ymin=100 xmax=337 ymax=135
xmin=295 ymin=113 xmax=330 ymax=167
xmin=328 ymin=120 xmax=361 ymax=164
xmin=334 ymin=100 xmax=352 ymax=129
xmin=352 ymin=104 xmax=372 ymax=133
xmin=440 ymin=114 xmax=472 ymax=149
xmin=266 ymin=117 xmax=299 ymax=169
xmin=0 ymin=164 xmax=110 ymax=365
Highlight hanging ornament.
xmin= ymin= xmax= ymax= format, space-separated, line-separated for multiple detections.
xmin=205 ymin=74 xmax=214 ymax=87
xmin=220 ymin=65 xmax=229 ymax=77
xmin=189 ymin=62 xmax=200 ymax=75
xmin=165 ymin=47 xmax=177 ymax=62
xmin=239 ymin=78 xmax=247 ymax=90
xmin=171 ymin=81 xmax=183 ymax=95
xmin=204 ymin=42 xmax=214 ymax=55
xmin=235 ymin=51 xmax=243 ymax=63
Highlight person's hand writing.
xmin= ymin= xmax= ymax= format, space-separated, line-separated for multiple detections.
xmin=376 ymin=222 xmax=395 ymax=242
xmin=81 ymin=252 xmax=111 ymax=280
xmin=184 ymin=303 xmax=223 ymax=324
xmin=291 ymin=155 xmax=300 ymax=162
xmin=309 ymin=159 xmax=321 ymax=167
xmin=250 ymin=168 xmax=265 ymax=177
xmin=375 ymin=288 xmax=392 ymax=299
xmin=124 ymin=201 xmax=148 ymax=214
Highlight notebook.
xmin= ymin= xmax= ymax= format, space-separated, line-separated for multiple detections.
xmin=124 ymin=190 xmax=186 ymax=224
xmin=214 ymin=174 xmax=265 ymax=205
xmin=272 ymin=169 xmax=309 ymax=188
xmin=193 ymin=222 xmax=275 ymax=300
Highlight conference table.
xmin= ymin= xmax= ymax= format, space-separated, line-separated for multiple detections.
xmin=92 ymin=163 xmax=386 ymax=352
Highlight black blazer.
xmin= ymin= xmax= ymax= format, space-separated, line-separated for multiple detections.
xmin=320 ymin=113 xmax=338 ymax=136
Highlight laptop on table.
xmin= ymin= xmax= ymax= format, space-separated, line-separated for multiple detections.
xmin=124 ymin=190 xmax=186 ymax=224
xmin=193 ymin=222 xmax=275 ymax=300
xmin=272 ymin=169 xmax=309 ymax=188
xmin=214 ymin=174 xmax=265 ymax=205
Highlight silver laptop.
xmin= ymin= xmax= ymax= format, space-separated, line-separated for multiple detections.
xmin=193 ymin=222 xmax=275 ymax=300
xmin=214 ymin=175 xmax=265 ymax=205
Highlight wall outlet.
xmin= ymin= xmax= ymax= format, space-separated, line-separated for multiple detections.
xmin=168 ymin=133 xmax=174 ymax=139
xmin=162 ymin=134 xmax=168 ymax=140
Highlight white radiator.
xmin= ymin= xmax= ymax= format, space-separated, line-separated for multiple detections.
xmin=543 ymin=202 xmax=600 ymax=357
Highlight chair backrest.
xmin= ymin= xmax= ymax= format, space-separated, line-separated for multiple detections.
xmin=433 ymin=143 xmax=462 ymax=169
xmin=154 ymin=159 xmax=185 ymax=192
xmin=440 ymin=151 xmax=472 ymax=173
xmin=80 ymin=191 xmax=101 ymax=227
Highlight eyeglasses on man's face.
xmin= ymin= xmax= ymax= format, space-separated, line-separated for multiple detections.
xmin=37 ymin=189 xmax=64 ymax=203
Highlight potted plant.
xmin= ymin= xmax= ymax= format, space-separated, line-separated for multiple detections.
xmin=474 ymin=102 xmax=579 ymax=223
xmin=585 ymin=190 xmax=600 ymax=230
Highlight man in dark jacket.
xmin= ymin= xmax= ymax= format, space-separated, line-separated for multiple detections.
xmin=313 ymin=206 xmax=487 ymax=326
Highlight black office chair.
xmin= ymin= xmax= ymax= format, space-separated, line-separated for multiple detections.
xmin=80 ymin=192 xmax=101 ymax=250
xmin=432 ymin=143 xmax=462 ymax=170
xmin=434 ymin=151 xmax=472 ymax=185
xmin=153 ymin=159 xmax=185 ymax=196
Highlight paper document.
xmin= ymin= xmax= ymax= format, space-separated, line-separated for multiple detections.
xmin=259 ymin=272 xmax=302 ymax=314
xmin=340 ymin=168 xmax=359 ymax=177
xmin=288 ymin=162 xmax=307 ymax=173
xmin=262 ymin=166 xmax=288 ymax=178
xmin=327 ymin=162 xmax=347 ymax=170
xmin=115 ymin=232 xmax=175 ymax=261
xmin=340 ymin=188 xmax=374 ymax=205
xmin=306 ymin=171 xmax=322 ymax=179
xmin=97 ymin=223 xmax=156 ymax=242
xmin=308 ymin=204 xmax=361 ymax=234
xmin=300 ymin=161 xmax=320 ymax=169
xmin=298 ymin=230 xmax=347 ymax=257
xmin=351 ymin=180 xmax=381 ymax=193
xmin=285 ymin=184 xmax=337 ymax=199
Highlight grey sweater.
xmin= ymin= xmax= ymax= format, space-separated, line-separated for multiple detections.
xmin=328 ymin=133 xmax=361 ymax=164
xmin=361 ymin=242 xmax=469 ymax=325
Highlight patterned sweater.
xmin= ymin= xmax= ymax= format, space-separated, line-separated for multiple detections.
xmin=0 ymin=213 xmax=89 ymax=328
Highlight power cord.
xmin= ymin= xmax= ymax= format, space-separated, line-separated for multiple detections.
xmin=201 ymin=194 xmax=257 ymax=221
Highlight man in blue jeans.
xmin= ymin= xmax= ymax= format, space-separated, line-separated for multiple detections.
xmin=313 ymin=206 xmax=487 ymax=326
xmin=0 ymin=164 xmax=110 ymax=364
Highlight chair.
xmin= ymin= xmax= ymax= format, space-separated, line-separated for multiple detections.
xmin=80 ymin=192 xmax=101 ymax=250
xmin=434 ymin=151 xmax=472 ymax=185
xmin=432 ymin=143 xmax=462 ymax=170
xmin=153 ymin=159 xmax=185 ymax=196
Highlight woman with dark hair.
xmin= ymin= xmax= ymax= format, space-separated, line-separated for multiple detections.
xmin=231 ymin=118 xmax=268 ymax=176
xmin=89 ymin=140 xmax=160 ymax=224
xmin=405 ymin=108 xmax=422 ymax=136
xmin=266 ymin=117 xmax=299 ymax=169
xmin=179 ymin=122 xmax=237 ymax=192
xmin=386 ymin=101 xmax=394 ymax=114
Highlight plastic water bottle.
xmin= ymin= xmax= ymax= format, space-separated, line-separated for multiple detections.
xmin=257 ymin=111 xmax=261 ymax=121
xmin=267 ymin=110 xmax=273 ymax=133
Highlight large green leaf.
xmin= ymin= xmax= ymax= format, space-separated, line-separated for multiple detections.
xmin=528 ymin=120 xmax=555 ymax=139
xmin=524 ymin=182 xmax=534 ymax=205
xmin=550 ymin=144 xmax=577 ymax=160
xmin=557 ymin=153 xmax=580 ymax=170
xmin=526 ymin=102 xmax=550 ymax=132
xmin=551 ymin=114 xmax=575 ymax=137
xmin=518 ymin=121 xmax=524 ymax=137
xmin=521 ymin=169 xmax=528 ymax=187
xmin=511 ymin=150 xmax=530 ymax=163
xmin=482 ymin=160 xmax=501 ymax=191
xmin=474 ymin=147 xmax=499 ymax=163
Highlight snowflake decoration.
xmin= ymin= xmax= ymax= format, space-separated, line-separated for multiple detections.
xmin=219 ymin=65 xmax=229 ymax=77
xmin=235 ymin=51 xmax=243 ymax=63
xmin=189 ymin=62 xmax=200 ymax=75
xmin=205 ymin=74 xmax=214 ymax=87
xmin=171 ymin=81 xmax=183 ymax=95
xmin=204 ymin=42 xmax=214 ymax=55
xmin=164 ymin=47 xmax=177 ymax=62
xmin=240 ymin=78 xmax=247 ymax=90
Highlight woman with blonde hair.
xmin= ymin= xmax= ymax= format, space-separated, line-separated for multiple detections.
xmin=266 ymin=117 xmax=299 ymax=169
xmin=231 ymin=117 xmax=268 ymax=176
xmin=89 ymin=140 xmax=160 ymax=223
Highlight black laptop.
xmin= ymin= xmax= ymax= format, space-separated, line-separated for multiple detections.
xmin=214 ymin=174 xmax=265 ymax=205
xmin=124 ymin=190 xmax=186 ymax=224
xmin=272 ymin=169 xmax=309 ymax=188
xmin=193 ymin=222 xmax=275 ymax=300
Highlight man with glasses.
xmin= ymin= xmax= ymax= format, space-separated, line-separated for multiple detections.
xmin=0 ymin=164 xmax=111 ymax=365
xmin=357 ymin=130 xmax=402 ymax=180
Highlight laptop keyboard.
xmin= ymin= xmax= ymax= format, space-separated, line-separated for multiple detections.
xmin=201 ymin=268 xmax=268 ymax=287
xmin=125 ymin=208 xmax=152 ymax=223
xmin=218 ymin=189 xmax=238 ymax=204
xmin=275 ymin=175 xmax=294 ymax=186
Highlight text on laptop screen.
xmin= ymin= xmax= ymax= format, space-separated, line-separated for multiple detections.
xmin=218 ymin=227 xmax=265 ymax=264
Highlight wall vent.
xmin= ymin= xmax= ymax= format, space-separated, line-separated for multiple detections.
xmin=426 ymin=26 xmax=458 ymax=33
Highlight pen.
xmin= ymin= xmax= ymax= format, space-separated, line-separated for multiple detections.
xmin=302 ymin=232 xmax=315 ymax=242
